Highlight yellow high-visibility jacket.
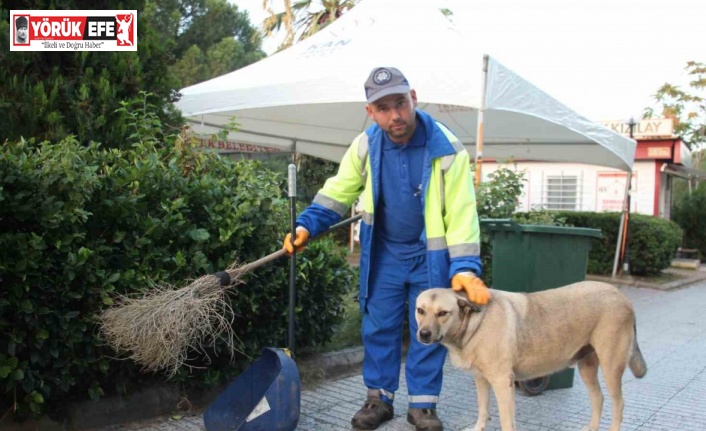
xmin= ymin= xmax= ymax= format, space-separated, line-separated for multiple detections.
xmin=297 ymin=110 xmax=482 ymax=310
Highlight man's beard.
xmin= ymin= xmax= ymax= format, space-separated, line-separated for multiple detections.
xmin=388 ymin=121 xmax=412 ymax=140
xmin=17 ymin=35 xmax=27 ymax=43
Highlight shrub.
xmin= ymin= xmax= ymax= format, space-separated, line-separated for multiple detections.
xmin=672 ymin=183 xmax=706 ymax=259
xmin=511 ymin=210 xmax=568 ymax=227
xmin=626 ymin=215 xmax=683 ymax=275
xmin=475 ymin=164 xmax=526 ymax=286
xmin=554 ymin=212 xmax=682 ymax=276
xmin=0 ymin=99 xmax=355 ymax=418
xmin=552 ymin=212 xmax=623 ymax=275
xmin=475 ymin=165 xmax=526 ymax=220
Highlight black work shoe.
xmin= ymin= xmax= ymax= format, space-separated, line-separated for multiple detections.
xmin=351 ymin=390 xmax=394 ymax=430
xmin=407 ymin=407 xmax=444 ymax=431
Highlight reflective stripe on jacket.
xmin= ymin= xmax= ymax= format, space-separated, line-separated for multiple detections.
xmin=296 ymin=110 xmax=482 ymax=309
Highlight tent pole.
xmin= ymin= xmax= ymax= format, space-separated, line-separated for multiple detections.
xmin=619 ymin=171 xmax=633 ymax=274
xmin=612 ymin=170 xmax=632 ymax=278
xmin=474 ymin=55 xmax=489 ymax=187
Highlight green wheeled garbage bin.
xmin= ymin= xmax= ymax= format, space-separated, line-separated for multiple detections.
xmin=480 ymin=219 xmax=602 ymax=395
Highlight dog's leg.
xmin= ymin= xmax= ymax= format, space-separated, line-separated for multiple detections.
xmin=490 ymin=376 xmax=516 ymax=431
xmin=577 ymin=352 xmax=602 ymax=431
xmin=602 ymin=360 xmax=627 ymax=431
xmin=598 ymin=331 xmax=631 ymax=431
xmin=471 ymin=372 xmax=492 ymax=431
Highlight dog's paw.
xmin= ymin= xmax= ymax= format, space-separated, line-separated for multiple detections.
xmin=471 ymin=420 xmax=488 ymax=431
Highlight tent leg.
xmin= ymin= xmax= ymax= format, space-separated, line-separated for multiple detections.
xmin=612 ymin=171 xmax=632 ymax=279
xmin=474 ymin=55 xmax=489 ymax=188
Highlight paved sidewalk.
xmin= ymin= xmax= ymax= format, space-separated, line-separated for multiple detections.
xmin=98 ymin=280 xmax=706 ymax=431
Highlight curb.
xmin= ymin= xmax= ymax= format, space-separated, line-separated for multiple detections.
xmin=1 ymin=347 xmax=368 ymax=431
xmin=298 ymin=346 xmax=365 ymax=385
xmin=586 ymin=271 xmax=706 ymax=291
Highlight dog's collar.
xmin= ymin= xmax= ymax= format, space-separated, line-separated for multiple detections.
xmin=452 ymin=308 xmax=472 ymax=342
xmin=451 ymin=303 xmax=483 ymax=345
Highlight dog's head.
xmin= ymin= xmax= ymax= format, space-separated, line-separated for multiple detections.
xmin=415 ymin=288 xmax=482 ymax=346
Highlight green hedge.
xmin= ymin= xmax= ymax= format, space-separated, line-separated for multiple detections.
xmin=551 ymin=211 xmax=682 ymax=276
xmin=672 ymin=184 xmax=706 ymax=260
xmin=0 ymin=136 xmax=355 ymax=418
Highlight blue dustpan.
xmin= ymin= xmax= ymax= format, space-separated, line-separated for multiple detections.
xmin=204 ymin=347 xmax=301 ymax=431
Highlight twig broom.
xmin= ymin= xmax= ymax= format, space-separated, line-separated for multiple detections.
xmin=99 ymin=214 xmax=362 ymax=377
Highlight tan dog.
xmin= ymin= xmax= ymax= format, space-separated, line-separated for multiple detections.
xmin=415 ymin=281 xmax=647 ymax=431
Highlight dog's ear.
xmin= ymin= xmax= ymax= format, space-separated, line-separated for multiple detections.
xmin=457 ymin=297 xmax=482 ymax=314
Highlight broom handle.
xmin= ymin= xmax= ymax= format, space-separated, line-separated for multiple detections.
xmin=230 ymin=213 xmax=363 ymax=276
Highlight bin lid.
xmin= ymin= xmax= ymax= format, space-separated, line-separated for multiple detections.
xmin=480 ymin=219 xmax=602 ymax=239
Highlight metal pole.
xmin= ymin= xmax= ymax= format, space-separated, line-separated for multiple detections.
xmin=618 ymin=171 xmax=633 ymax=275
xmin=620 ymin=119 xmax=637 ymax=274
xmin=475 ymin=54 xmax=489 ymax=188
xmin=613 ymin=117 xmax=637 ymax=278
xmin=287 ymin=164 xmax=297 ymax=355
xmin=611 ymin=182 xmax=628 ymax=279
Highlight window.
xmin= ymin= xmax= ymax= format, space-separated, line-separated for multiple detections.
xmin=543 ymin=175 xmax=580 ymax=210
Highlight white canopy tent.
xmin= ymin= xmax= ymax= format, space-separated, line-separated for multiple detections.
xmin=176 ymin=0 xmax=636 ymax=277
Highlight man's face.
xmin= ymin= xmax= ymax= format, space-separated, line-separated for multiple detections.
xmin=365 ymin=90 xmax=418 ymax=144
xmin=17 ymin=26 xmax=28 ymax=41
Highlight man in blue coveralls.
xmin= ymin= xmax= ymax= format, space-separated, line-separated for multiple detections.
xmin=283 ymin=67 xmax=490 ymax=431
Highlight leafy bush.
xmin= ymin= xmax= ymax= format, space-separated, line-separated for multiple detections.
xmin=474 ymin=166 xmax=681 ymax=281
xmin=475 ymin=164 xmax=526 ymax=285
xmin=0 ymin=97 xmax=355 ymax=418
xmin=672 ymin=183 xmax=706 ymax=259
xmin=511 ymin=211 xmax=567 ymax=227
xmin=627 ymin=215 xmax=683 ymax=275
xmin=554 ymin=212 xmax=682 ymax=276
xmin=475 ymin=164 xmax=526 ymax=220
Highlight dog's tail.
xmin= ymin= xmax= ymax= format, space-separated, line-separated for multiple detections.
xmin=629 ymin=322 xmax=647 ymax=378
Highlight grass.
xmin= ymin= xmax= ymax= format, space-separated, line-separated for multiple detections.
xmin=319 ymin=289 xmax=362 ymax=353
xmin=315 ymin=244 xmax=363 ymax=353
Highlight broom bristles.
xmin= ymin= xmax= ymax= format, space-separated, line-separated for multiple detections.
xmin=99 ymin=271 xmax=244 ymax=377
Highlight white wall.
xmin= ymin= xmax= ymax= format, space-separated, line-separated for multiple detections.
xmin=482 ymin=161 xmax=657 ymax=215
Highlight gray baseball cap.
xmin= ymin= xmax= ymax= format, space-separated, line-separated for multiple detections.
xmin=364 ymin=67 xmax=411 ymax=103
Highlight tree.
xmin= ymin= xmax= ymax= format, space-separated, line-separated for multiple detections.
xmin=171 ymin=45 xmax=210 ymax=88
xmin=645 ymin=61 xmax=706 ymax=153
xmin=644 ymin=61 xmax=706 ymax=207
xmin=261 ymin=0 xmax=360 ymax=51
xmin=145 ymin=0 xmax=266 ymax=89
xmin=672 ymin=181 xmax=706 ymax=258
xmin=260 ymin=0 xmax=454 ymax=52
xmin=0 ymin=0 xmax=266 ymax=146
xmin=0 ymin=0 xmax=181 ymax=147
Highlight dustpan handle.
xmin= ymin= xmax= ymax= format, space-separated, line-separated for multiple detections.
xmin=229 ymin=213 xmax=363 ymax=276
xmin=288 ymin=164 xmax=297 ymax=354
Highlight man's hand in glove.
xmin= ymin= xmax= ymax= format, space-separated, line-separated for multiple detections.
xmin=451 ymin=272 xmax=491 ymax=305
xmin=283 ymin=227 xmax=310 ymax=255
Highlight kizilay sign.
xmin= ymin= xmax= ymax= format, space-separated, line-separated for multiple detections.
xmin=599 ymin=118 xmax=675 ymax=139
